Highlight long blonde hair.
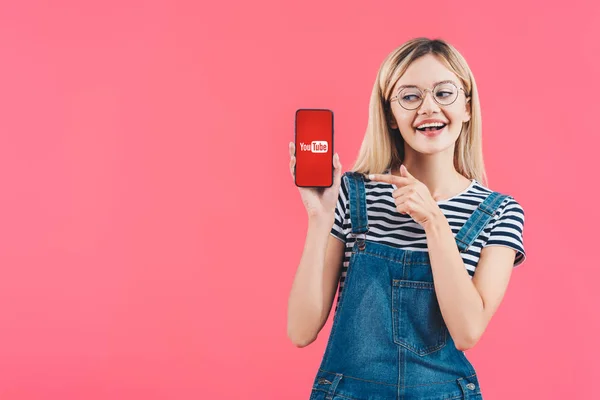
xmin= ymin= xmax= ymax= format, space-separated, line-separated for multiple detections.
xmin=351 ymin=37 xmax=488 ymax=187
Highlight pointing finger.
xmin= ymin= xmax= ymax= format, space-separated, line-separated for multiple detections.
xmin=368 ymin=173 xmax=410 ymax=187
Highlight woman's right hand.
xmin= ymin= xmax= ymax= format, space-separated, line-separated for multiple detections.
xmin=289 ymin=142 xmax=343 ymax=218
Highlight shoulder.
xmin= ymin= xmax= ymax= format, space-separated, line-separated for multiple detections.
xmin=471 ymin=180 xmax=524 ymax=220
xmin=476 ymin=183 xmax=526 ymax=266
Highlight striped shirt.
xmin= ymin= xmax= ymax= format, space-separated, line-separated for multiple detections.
xmin=330 ymin=172 xmax=526 ymax=311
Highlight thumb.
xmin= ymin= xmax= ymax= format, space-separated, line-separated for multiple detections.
xmin=400 ymin=164 xmax=413 ymax=178
xmin=333 ymin=153 xmax=342 ymax=186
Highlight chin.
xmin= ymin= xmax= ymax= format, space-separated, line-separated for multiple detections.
xmin=411 ymin=144 xmax=452 ymax=155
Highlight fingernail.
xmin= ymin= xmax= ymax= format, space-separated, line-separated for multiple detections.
xmin=368 ymin=174 xmax=374 ymax=180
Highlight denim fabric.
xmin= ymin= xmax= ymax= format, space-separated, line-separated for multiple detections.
xmin=309 ymin=171 xmax=508 ymax=400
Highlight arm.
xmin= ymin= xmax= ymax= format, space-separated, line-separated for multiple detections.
xmin=424 ymin=212 xmax=515 ymax=351
xmin=287 ymin=213 xmax=345 ymax=348
xmin=367 ymin=168 xmax=524 ymax=351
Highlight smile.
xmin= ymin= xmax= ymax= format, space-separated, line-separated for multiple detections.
xmin=416 ymin=125 xmax=446 ymax=137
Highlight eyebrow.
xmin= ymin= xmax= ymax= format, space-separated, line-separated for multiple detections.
xmin=396 ymin=79 xmax=458 ymax=90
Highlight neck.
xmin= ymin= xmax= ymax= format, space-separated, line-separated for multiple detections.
xmin=394 ymin=148 xmax=469 ymax=202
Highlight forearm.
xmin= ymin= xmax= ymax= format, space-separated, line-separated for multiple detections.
xmin=424 ymin=211 xmax=484 ymax=350
xmin=287 ymin=213 xmax=335 ymax=347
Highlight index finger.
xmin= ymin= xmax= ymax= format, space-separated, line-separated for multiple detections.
xmin=368 ymin=173 xmax=410 ymax=187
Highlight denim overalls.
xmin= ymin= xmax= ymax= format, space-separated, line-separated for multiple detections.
xmin=309 ymin=171 xmax=508 ymax=400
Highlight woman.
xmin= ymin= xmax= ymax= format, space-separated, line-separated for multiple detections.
xmin=287 ymin=37 xmax=526 ymax=400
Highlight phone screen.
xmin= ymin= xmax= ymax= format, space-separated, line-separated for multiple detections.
xmin=294 ymin=109 xmax=334 ymax=188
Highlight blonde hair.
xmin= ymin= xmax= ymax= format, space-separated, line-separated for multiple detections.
xmin=351 ymin=37 xmax=488 ymax=187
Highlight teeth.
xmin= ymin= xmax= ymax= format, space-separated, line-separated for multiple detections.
xmin=417 ymin=122 xmax=445 ymax=129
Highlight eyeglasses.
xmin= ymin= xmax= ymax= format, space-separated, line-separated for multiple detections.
xmin=390 ymin=81 xmax=469 ymax=110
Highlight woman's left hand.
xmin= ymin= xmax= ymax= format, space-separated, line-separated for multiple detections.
xmin=368 ymin=165 xmax=443 ymax=229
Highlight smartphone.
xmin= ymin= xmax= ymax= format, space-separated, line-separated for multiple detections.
xmin=294 ymin=108 xmax=334 ymax=188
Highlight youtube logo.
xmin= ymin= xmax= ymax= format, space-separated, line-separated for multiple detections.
xmin=299 ymin=141 xmax=328 ymax=153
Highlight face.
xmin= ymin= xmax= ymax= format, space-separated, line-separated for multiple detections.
xmin=387 ymin=54 xmax=471 ymax=155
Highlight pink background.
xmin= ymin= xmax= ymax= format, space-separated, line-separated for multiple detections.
xmin=0 ymin=1 xmax=598 ymax=399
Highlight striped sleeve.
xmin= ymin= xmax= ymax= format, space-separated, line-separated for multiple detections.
xmin=330 ymin=176 xmax=349 ymax=242
xmin=484 ymin=195 xmax=526 ymax=267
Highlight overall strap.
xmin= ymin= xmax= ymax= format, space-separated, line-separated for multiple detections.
xmin=454 ymin=191 xmax=508 ymax=253
xmin=343 ymin=171 xmax=369 ymax=235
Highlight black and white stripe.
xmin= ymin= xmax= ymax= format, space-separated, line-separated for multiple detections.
xmin=330 ymin=174 xmax=526 ymax=310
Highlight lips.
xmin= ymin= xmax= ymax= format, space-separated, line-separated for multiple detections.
xmin=416 ymin=123 xmax=447 ymax=132
xmin=414 ymin=119 xmax=448 ymax=129
xmin=417 ymin=125 xmax=446 ymax=137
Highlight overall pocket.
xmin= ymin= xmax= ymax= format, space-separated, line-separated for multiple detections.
xmin=392 ymin=279 xmax=447 ymax=355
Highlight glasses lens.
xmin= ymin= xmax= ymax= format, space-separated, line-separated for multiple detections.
xmin=434 ymin=83 xmax=458 ymax=105
xmin=398 ymin=88 xmax=422 ymax=109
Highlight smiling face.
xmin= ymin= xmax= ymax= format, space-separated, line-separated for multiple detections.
xmin=388 ymin=54 xmax=471 ymax=155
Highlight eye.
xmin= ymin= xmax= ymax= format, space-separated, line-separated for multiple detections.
xmin=402 ymin=94 xmax=420 ymax=101
xmin=436 ymin=90 xmax=453 ymax=98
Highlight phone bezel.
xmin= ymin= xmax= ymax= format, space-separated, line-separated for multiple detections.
xmin=294 ymin=108 xmax=334 ymax=188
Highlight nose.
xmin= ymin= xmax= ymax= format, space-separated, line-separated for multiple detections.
xmin=418 ymin=90 xmax=440 ymax=114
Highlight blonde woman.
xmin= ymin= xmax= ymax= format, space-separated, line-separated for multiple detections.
xmin=287 ymin=37 xmax=526 ymax=400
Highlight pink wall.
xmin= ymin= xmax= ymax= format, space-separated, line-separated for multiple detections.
xmin=0 ymin=1 xmax=598 ymax=399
